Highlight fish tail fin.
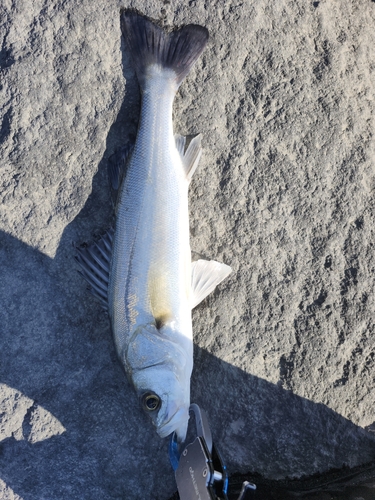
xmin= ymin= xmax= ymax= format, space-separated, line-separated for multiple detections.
xmin=120 ymin=10 xmax=209 ymax=90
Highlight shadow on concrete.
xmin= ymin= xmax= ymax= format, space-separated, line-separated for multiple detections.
xmin=1 ymin=223 xmax=375 ymax=499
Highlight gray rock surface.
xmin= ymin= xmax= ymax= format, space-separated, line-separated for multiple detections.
xmin=1 ymin=0 xmax=375 ymax=498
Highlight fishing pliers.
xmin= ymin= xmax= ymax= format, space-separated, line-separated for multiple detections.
xmin=169 ymin=404 xmax=256 ymax=500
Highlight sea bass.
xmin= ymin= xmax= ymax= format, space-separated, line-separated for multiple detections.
xmin=76 ymin=11 xmax=231 ymax=442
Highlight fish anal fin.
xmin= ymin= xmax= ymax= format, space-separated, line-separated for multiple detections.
xmin=175 ymin=134 xmax=202 ymax=182
xmin=191 ymin=259 xmax=232 ymax=309
xmin=184 ymin=134 xmax=202 ymax=182
xmin=175 ymin=134 xmax=186 ymax=156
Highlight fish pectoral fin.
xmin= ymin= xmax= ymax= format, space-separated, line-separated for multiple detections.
xmin=154 ymin=311 xmax=172 ymax=330
xmin=75 ymin=229 xmax=114 ymax=309
xmin=175 ymin=133 xmax=202 ymax=182
xmin=191 ymin=259 xmax=232 ymax=309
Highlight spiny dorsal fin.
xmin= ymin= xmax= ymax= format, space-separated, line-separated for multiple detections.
xmin=175 ymin=134 xmax=202 ymax=182
xmin=75 ymin=229 xmax=114 ymax=309
xmin=191 ymin=259 xmax=232 ymax=309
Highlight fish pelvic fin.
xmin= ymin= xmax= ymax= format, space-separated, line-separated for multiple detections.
xmin=120 ymin=10 xmax=209 ymax=90
xmin=75 ymin=229 xmax=114 ymax=309
xmin=191 ymin=259 xmax=232 ymax=309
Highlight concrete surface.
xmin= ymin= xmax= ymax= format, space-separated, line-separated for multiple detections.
xmin=1 ymin=0 xmax=375 ymax=498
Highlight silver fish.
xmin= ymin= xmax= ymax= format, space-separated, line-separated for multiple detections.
xmin=76 ymin=11 xmax=231 ymax=442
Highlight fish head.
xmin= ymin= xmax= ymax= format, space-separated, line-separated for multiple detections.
xmin=126 ymin=323 xmax=193 ymax=442
xmin=134 ymin=367 xmax=190 ymax=442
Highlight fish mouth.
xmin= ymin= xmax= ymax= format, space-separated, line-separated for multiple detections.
xmin=156 ymin=406 xmax=189 ymax=441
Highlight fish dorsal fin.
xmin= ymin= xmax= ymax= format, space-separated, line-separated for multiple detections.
xmin=175 ymin=134 xmax=202 ymax=182
xmin=75 ymin=229 xmax=114 ymax=309
xmin=191 ymin=259 xmax=232 ymax=309
xmin=108 ymin=144 xmax=134 ymax=206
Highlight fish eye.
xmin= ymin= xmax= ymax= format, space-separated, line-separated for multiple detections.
xmin=142 ymin=392 xmax=161 ymax=412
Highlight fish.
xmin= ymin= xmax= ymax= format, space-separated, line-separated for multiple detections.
xmin=76 ymin=10 xmax=232 ymax=442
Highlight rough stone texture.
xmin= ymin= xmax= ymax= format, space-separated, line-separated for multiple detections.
xmin=1 ymin=0 xmax=375 ymax=498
